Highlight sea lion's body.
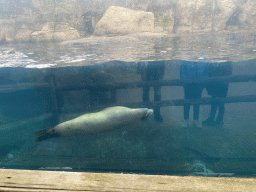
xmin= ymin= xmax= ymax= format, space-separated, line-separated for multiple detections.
xmin=35 ymin=106 xmax=153 ymax=142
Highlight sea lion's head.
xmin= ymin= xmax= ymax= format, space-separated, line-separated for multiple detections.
xmin=141 ymin=108 xmax=153 ymax=120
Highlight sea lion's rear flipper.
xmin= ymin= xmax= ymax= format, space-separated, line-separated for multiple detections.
xmin=34 ymin=128 xmax=60 ymax=142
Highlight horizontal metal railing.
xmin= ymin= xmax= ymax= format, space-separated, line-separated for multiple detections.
xmin=0 ymin=74 xmax=255 ymax=93
xmin=1 ymin=74 xmax=256 ymax=112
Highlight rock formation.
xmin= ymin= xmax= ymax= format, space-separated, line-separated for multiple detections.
xmin=31 ymin=22 xmax=80 ymax=42
xmin=93 ymin=6 xmax=154 ymax=36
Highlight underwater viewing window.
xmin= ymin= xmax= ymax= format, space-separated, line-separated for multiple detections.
xmin=1 ymin=0 xmax=256 ymax=180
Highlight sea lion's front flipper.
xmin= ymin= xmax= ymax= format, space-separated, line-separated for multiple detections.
xmin=141 ymin=109 xmax=153 ymax=120
xmin=34 ymin=128 xmax=60 ymax=142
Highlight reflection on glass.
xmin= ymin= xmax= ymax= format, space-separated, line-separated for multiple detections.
xmin=137 ymin=61 xmax=165 ymax=122
xmin=203 ymin=62 xmax=233 ymax=126
xmin=180 ymin=58 xmax=209 ymax=127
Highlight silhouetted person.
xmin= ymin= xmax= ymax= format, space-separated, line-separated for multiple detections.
xmin=203 ymin=62 xmax=233 ymax=126
xmin=180 ymin=58 xmax=209 ymax=127
xmin=137 ymin=61 xmax=165 ymax=122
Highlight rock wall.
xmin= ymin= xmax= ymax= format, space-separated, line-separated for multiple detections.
xmin=172 ymin=0 xmax=251 ymax=33
xmin=0 ymin=0 xmax=255 ymax=43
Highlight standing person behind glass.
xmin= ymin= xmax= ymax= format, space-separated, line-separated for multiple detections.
xmin=203 ymin=61 xmax=233 ymax=126
xmin=137 ymin=61 xmax=165 ymax=122
xmin=180 ymin=57 xmax=210 ymax=127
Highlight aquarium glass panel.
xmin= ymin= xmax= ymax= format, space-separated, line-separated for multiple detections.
xmin=0 ymin=0 xmax=256 ymax=177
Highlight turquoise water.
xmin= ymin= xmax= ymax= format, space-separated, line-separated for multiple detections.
xmin=0 ymin=39 xmax=256 ymax=177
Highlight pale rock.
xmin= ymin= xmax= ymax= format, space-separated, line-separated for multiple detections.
xmin=31 ymin=22 xmax=80 ymax=42
xmin=93 ymin=6 xmax=154 ymax=36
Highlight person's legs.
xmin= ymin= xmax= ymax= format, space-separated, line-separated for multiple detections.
xmin=203 ymin=83 xmax=218 ymax=126
xmin=142 ymin=66 xmax=151 ymax=102
xmin=213 ymin=83 xmax=229 ymax=125
xmin=141 ymin=65 xmax=163 ymax=122
xmin=143 ymin=86 xmax=150 ymax=102
xmin=153 ymin=85 xmax=163 ymax=122
xmin=193 ymin=83 xmax=204 ymax=120
xmin=192 ymin=84 xmax=204 ymax=127
xmin=193 ymin=104 xmax=199 ymax=121
xmin=203 ymin=100 xmax=217 ymax=126
xmin=184 ymin=85 xmax=191 ymax=120
xmin=150 ymin=62 xmax=165 ymax=122
xmin=214 ymin=103 xmax=224 ymax=125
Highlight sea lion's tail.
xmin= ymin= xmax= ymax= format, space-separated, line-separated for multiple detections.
xmin=34 ymin=128 xmax=60 ymax=142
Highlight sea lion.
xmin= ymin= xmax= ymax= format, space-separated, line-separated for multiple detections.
xmin=35 ymin=106 xmax=153 ymax=142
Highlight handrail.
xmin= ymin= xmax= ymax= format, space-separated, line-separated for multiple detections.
xmin=0 ymin=74 xmax=255 ymax=93
xmin=127 ymin=94 xmax=256 ymax=108
xmin=58 ymin=94 xmax=256 ymax=113
xmin=55 ymin=74 xmax=256 ymax=92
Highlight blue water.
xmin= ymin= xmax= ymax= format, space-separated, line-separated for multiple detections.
xmin=0 ymin=40 xmax=256 ymax=177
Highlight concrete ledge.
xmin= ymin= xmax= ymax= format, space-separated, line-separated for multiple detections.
xmin=0 ymin=169 xmax=255 ymax=191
